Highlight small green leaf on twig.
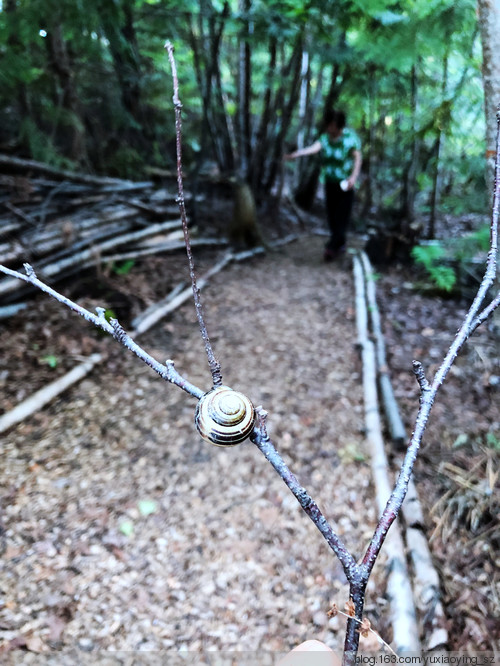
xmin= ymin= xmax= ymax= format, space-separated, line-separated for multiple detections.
xmin=104 ymin=308 xmax=117 ymax=323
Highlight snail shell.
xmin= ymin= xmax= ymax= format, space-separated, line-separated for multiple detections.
xmin=195 ymin=385 xmax=255 ymax=446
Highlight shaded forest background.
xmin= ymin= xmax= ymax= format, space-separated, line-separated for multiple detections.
xmin=0 ymin=0 xmax=497 ymax=243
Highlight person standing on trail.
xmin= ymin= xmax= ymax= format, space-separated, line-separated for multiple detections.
xmin=285 ymin=109 xmax=362 ymax=262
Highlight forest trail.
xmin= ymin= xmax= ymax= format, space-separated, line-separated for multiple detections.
xmin=1 ymin=231 xmax=498 ymax=656
xmin=0 ymin=236 xmax=390 ymax=654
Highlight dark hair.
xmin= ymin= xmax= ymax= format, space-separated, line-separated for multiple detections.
xmin=323 ymin=109 xmax=346 ymax=130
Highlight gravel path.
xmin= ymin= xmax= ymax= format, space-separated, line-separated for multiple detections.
xmin=0 ymin=236 xmax=391 ymax=658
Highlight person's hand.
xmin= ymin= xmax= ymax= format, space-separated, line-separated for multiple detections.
xmin=283 ymin=153 xmax=296 ymax=161
xmin=277 ymin=640 xmax=341 ymax=666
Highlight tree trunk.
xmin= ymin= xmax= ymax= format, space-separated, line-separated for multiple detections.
xmin=361 ymin=67 xmax=376 ymax=218
xmin=98 ymin=0 xmax=145 ymax=141
xmin=477 ymin=0 xmax=500 ymax=195
xmin=237 ymin=0 xmax=252 ymax=178
xmin=45 ymin=24 xmax=87 ymax=163
xmin=401 ymin=64 xmax=420 ymax=232
xmin=249 ymin=36 xmax=277 ymax=192
xmin=428 ymin=53 xmax=449 ymax=239
xmin=263 ymin=38 xmax=303 ymax=192
xmin=295 ymin=47 xmax=310 ymax=190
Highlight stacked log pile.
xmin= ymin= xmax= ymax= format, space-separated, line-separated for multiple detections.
xmin=0 ymin=155 xmax=226 ymax=316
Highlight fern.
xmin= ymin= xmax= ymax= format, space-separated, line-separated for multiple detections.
xmin=411 ymin=243 xmax=456 ymax=293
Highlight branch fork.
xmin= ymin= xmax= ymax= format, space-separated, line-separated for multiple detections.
xmin=0 ymin=42 xmax=499 ymax=665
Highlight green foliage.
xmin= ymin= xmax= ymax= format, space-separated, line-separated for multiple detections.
xmin=106 ymin=147 xmax=144 ymax=179
xmin=103 ymin=308 xmax=117 ymax=323
xmin=451 ymin=224 xmax=490 ymax=260
xmin=412 ymin=243 xmax=457 ymax=292
xmin=138 ymin=499 xmax=158 ymax=516
xmin=39 ymin=354 xmax=59 ymax=369
xmin=19 ymin=118 xmax=73 ymax=169
xmin=111 ymin=260 xmax=136 ymax=276
xmin=119 ymin=520 xmax=134 ymax=537
xmin=412 ymin=225 xmax=491 ymax=293
xmin=0 ymin=0 xmax=486 ymax=212
xmin=485 ymin=432 xmax=500 ymax=452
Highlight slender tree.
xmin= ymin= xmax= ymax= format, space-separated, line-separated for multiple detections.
xmin=477 ymin=0 xmax=500 ymax=193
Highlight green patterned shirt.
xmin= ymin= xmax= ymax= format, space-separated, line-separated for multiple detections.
xmin=319 ymin=128 xmax=361 ymax=183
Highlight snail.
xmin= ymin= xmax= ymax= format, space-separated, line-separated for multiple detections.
xmin=195 ymin=385 xmax=255 ymax=446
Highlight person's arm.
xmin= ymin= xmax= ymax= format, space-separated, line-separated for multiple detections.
xmin=284 ymin=140 xmax=322 ymax=160
xmin=346 ymin=149 xmax=362 ymax=189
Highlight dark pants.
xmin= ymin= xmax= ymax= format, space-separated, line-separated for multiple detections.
xmin=324 ymin=180 xmax=354 ymax=252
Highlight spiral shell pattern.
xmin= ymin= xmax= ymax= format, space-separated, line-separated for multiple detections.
xmin=195 ymin=385 xmax=255 ymax=446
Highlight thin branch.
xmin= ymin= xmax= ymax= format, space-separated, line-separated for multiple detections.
xmin=471 ymin=290 xmax=500 ymax=331
xmin=0 ymin=263 xmax=204 ymax=400
xmin=251 ymin=407 xmax=357 ymax=580
xmin=412 ymin=360 xmax=431 ymax=395
xmin=165 ymin=40 xmax=222 ymax=388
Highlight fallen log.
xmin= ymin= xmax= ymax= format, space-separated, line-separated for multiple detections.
xmin=356 ymin=252 xmax=448 ymax=651
xmin=98 ymin=237 xmax=228 ymax=267
xmin=2 ymin=206 xmax=140 ymax=266
xmin=0 ymin=154 xmax=152 ymax=189
xmin=353 ymin=255 xmax=422 ymax=654
xmin=0 ymin=302 xmax=28 ymax=320
xmin=359 ymin=251 xmax=406 ymax=447
xmin=0 ymin=353 xmax=103 ymax=434
xmin=0 ymin=219 xmax=182 ymax=298
xmin=132 ymin=253 xmax=233 ymax=335
xmin=0 ymin=234 xmax=299 ymax=429
xmin=0 ymin=255 xmax=232 ymax=432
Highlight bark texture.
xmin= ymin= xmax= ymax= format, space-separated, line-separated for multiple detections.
xmin=477 ymin=0 xmax=500 ymax=189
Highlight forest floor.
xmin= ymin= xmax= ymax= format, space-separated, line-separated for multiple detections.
xmin=0 ymin=209 xmax=498 ymax=660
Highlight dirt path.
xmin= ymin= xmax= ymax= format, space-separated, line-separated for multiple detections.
xmin=0 ymin=237 xmax=392 ymax=656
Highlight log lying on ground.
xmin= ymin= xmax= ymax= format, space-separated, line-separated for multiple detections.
xmin=0 ymin=353 xmax=103 ymax=434
xmin=353 ymin=255 xmax=422 ymax=654
xmin=0 ymin=153 xmax=152 ymax=189
xmin=359 ymin=251 xmax=406 ymax=447
xmin=0 ymin=168 xmax=186 ymax=303
xmin=0 ymin=255 xmax=228 ymax=433
xmin=357 ymin=251 xmax=448 ymax=651
xmin=0 ymin=220 xmax=183 ymax=299
xmin=131 ymin=253 xmax=233 ymax=335
xmin=0 ymin=236 xmax=297 ymax=433
xmin=400 ymin=472 xmax=449 ymax=650
xmin=0 ymin=245 xmax=272 ymax=430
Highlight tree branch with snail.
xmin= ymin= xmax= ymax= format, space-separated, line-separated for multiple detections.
xmin=1 ymin=42 xmax=499 ymax=663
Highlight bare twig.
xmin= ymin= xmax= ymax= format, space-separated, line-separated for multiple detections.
xmin=0 ymin=263 xmax=204 ymax=400
xmin=251 ymin=407 xmax=357 ymax=578
xmin=361 ymin=110 xmax=500 ymax=577
xmin=165 ymin=40 xmax=222 ymax=388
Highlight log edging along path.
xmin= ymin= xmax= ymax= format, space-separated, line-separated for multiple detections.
xmin=0 ymin=238 xmax=446 ymax=652
xmin=355 ymin=250 xmax=448 ymax=651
